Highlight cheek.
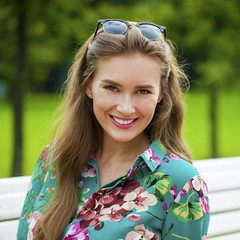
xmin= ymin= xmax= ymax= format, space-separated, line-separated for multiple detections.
xmin=92 ymin=96 xmax=114 ymax=116
xmin=136 ymin=99 xmax=158 ymax=118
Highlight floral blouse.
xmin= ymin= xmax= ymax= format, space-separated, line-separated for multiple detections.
xmin=17 ymin=140 xmax=210 ymax=240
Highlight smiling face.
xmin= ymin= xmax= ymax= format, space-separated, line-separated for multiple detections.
xmin=86 ymin=53 xmax=162 ymax=144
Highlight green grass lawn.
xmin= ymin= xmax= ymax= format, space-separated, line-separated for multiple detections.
xmin=183 ymin=91 xmax=240 ymax=160
xmin=0 ymin=94 xmax=60 ymax=178
xmin=0 ymin=91 xmax=239 ymax=178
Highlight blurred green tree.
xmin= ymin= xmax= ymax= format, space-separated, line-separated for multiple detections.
xmin=0 ymin=0 xmax=239 ymax=175
xmin=0 ymin=0 xmax=143 ymax=176
xmin=132 ymin=0 xmax=240 ymax=158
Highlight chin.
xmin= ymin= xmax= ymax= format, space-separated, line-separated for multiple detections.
xmin=109 ymin=132 xmax=143 ymax=144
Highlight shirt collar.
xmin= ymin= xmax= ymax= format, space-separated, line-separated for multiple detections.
xmin=89 ymin=139 xmax=167 ymax=176
xmin=133 ymin=139 xmax=166 ymax=172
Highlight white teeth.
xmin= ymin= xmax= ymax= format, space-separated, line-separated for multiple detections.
xmin=113 ymin=117 xmax=135 ymax=125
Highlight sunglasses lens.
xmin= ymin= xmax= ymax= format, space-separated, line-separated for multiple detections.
xmin=138 ymin=24 xmax=161 ymax=40
xmin=103 ymin=21 xmax=128 ymax=35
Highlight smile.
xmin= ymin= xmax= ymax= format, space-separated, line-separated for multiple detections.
xmin=110 ymin=115 xmax=138 ymax=129
xmin=112 ymin=117 xmax=135 ymax=125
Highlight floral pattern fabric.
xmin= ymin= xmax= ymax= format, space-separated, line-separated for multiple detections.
xmin=17 ymin=140 xmax=210 ymax=240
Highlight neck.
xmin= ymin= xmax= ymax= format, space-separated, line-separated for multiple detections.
xmin=96 ymin=133 xmax=150 ymax=165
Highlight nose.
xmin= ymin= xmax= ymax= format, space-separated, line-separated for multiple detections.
xmin=116 ymin=94 xmax=135 ymax=116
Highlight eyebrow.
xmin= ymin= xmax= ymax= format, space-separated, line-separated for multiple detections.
xmin=101 ymin=79 xmax=155 ymax=89
xmin=101 ymin=79 xmax=121 ymax=87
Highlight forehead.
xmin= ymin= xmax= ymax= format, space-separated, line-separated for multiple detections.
xmin=93 ymin=53 xmax=162 ymax=85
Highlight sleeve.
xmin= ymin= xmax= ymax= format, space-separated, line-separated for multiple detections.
xmin=16 ymin=146 xmax=50 ymax=240
xmin=162 ymin=175 xmax=210 ymax=240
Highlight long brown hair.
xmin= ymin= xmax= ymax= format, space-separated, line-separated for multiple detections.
xmin=34 ymin=23 xmax=192 ymax=239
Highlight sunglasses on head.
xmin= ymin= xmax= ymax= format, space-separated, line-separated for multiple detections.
xmin=93 ymin=19 xmax=167 ymax=40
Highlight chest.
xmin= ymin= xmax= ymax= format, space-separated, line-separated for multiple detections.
xmin=34 ymin=158 xmax=170 ymax=239
xmin=62 ymin=173 xmax=165 ymax=239
xmin=97 ymin=160 xmax=134 ymax=188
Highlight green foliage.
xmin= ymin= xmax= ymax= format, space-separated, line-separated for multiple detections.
xmin=171 ymin=199 xmax=203 ymax=223
xmin=149 ymin=172 xmax=173 ymax=202
xmin=133 ymin=0 xmax=240 ymax=89
xmin=1 ymin=0 xmax=240 ymax=175
xmin=1 ymin=0 xmax=239 ymax=91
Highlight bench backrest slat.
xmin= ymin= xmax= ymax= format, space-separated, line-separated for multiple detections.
xmin=194 ymin=157 xmax=240 ymax=192
xmin=0 ymin=192 xmax=26 ymax=221
xmin=0 ymin=220 xmax=19 ymax=240
xmin=209 ymin=189 xmax=240 ymax=214
xmin=208 ymin=210 xmax=240 ymax=237
xmin=0 ymin=176 xmax=31 ymax=194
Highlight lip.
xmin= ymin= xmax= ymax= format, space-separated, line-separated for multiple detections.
xmin=110 ymin=115 xmax=138 ymax=129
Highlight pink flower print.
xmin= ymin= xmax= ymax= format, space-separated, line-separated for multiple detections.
xmin=125 ymin=224 xmax=159 ymax=240
xmin=127 ymin=167 xmax=138 ymax=177
xmin=39 ymin=147 xmax=49 ymax=162
xmin=36 ymin=193 xmax=44 ymax=201
xmin=80 ymin=212 xmax=101 ymax=229
xmin=122 ymin=187 xmax=157 ymax=212
xmin=118 ymin=178 xmax=140 ymax=196
xmin=77 ymin=197 xmax=101 ymax=228
xmin=166 ymin=152 xmax=179 ymax=160
xmin=97 ymin=189 xmax=118 ymax=206
xmin=27 ymin=211 xmax=42 ymax=240
xmin=182 ymin=175 xmax=208 ymax=196
xmin=81 ymin=163 xmax=96 ymax=177
xmin=192 ymin=176 xmax=209 ymax=196
xmin=77 ymin=197 xmax=96 ymax=219
xmin=202 ymin=235 xmax=207 ymax=240
xmin=199 ymin=196 xmax=210 ymax=214
xmin=51 ymin=171 xmax=56 ymax=179
xmin=78 ymin=181 xmax=83 ymax=188
xmin=26 ymin=212 xmax=33 ymax=223
xmin=21 ymin=212 xmax=26 ymax=220
xmin=162 ymin=203 xmax=172 ymax=214
xmin=170 ymin=185 xmax=181 ymax=203
xmin=64 ymin=222 xmax=89 ymax=240
xmin=91 ymin=153 xmax=97 ymax=163
xmin=170 ymin=185 xmax=177 ymax=197
xmin=46 ymin=187 xmax=55 ymax=193
xmin=163 ymin=203 xmax=168 ymax=212
xmin=99 ymin=204 xmax=122 ymax=222
xmin=161 ymin=158 xmax=169 ymax=163
xmin=181 ymin=179 xmax=194 ymax=195
xmin=192 ymin=176 xmax=203 ymax=191
xmin=126 ymin=213 xmax=142 ymax=222
xmin=144 ymin=148 xmax=161 ymax=165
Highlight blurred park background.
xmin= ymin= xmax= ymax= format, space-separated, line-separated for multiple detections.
xmin=0 ymin=0 xmax=240 ymax=178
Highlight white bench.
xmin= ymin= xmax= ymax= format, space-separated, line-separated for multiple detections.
xmin=0 ymin=157 xmax=240 ymax=239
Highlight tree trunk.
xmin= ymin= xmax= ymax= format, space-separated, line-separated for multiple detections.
xmin=12 ymin=0 xmax=27 ymax=176
xmin=209 ymin=86 xmax=218 ymax=158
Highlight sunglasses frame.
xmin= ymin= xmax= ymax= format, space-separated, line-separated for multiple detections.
xmin=93 ymin=19 xmax=167 ymax=40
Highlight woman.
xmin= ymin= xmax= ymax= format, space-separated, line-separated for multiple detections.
xmin=17 ymin=19 xmax=210 ymax=240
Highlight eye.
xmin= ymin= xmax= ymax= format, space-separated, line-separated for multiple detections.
xmin=137 ymin=89 xmax=151 ymax=95
xmin=104 ymin=85 xmax=118 ymax=92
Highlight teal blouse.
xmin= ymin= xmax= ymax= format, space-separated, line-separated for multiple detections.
xmin=17 ymin=140 xmax=210 ymax=240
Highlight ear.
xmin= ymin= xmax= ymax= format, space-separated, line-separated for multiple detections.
xmin=157 ymin=92 xmax=163 ymax=103
xmin=85 ymin=83 xmax=93 ymax=99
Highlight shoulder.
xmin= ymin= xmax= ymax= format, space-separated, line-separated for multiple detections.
xmin=141 ymin=140 xmax=205 ymax=191
xmin=35 ymin=144 xmax=53 ymax=173
xmin=29 ymin=144 xmax=56 ymax=189
xmin=37 ymin=144 xmax=51 ymax=164
xmin=155 ymin=151 xmax=200 ymax=190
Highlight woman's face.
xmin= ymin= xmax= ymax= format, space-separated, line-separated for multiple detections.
xmin=86 ymin=53 xmax=162 ymax=144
